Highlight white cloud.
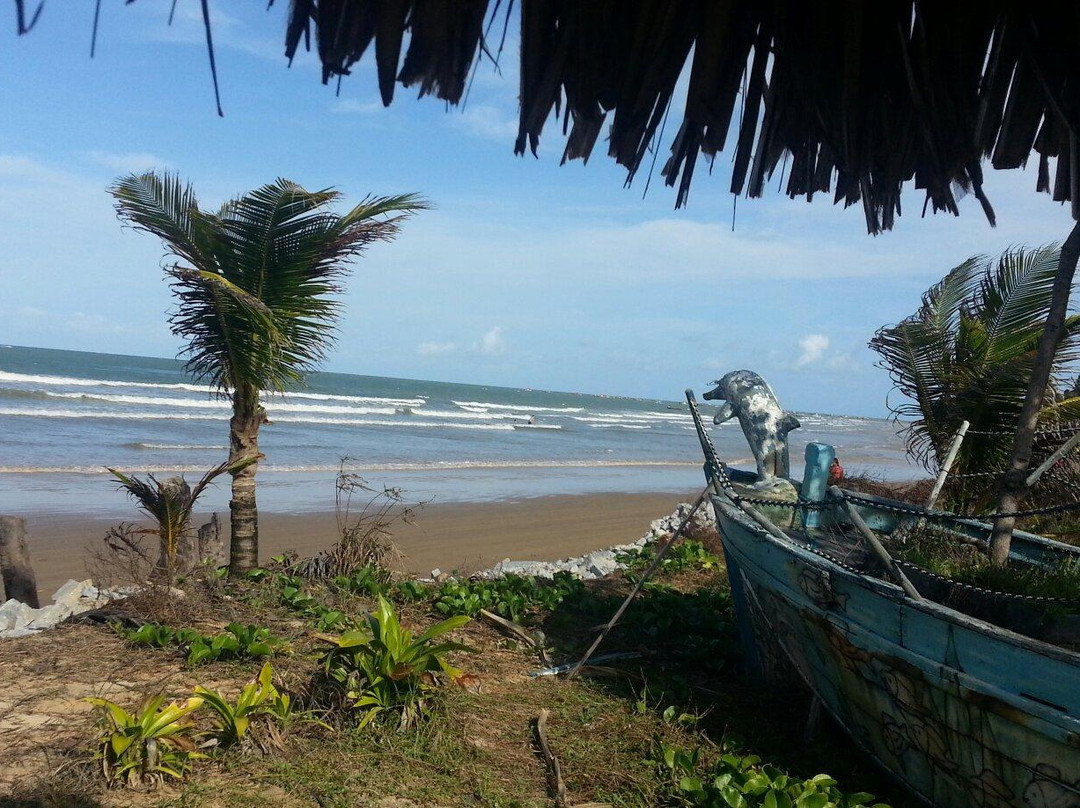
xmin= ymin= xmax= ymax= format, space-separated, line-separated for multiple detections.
xmin=452 ymin=105 xmax=518 ymax=141
xmin=795 ymin=334 xmax=830 ymax=368
xmin=416 ymin=328 xmax=507 ymax=358
xmin=417 ymin=340 xmax=457 ymax=356
xmin=826 ymin=353 xmax=857 ymax=372
xmin=66 ymin=312 xmax=128 ymax=335
xmin=122 ymin=3 xmax=282 ymax=63
xmin=83 ymin=151 xmax=172 ymax=174
xmin=0 ymin=155 xmax=75 ymax=184
xmin=331 ymin=99 xmax=385 ymax=116
xmin=476 ymin=326 xmax=506 ymax=356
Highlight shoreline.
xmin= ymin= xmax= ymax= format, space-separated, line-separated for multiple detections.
xmin=15 ymin=491 xmax=695 ymax=600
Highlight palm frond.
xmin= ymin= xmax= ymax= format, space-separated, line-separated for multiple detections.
xmin=110 ymin=173 xmax=220 ymax=271
xmin=116 ymin=172 xmax=428 ymax=396
xmin=870 ymin=244 xmax=1075 ymax=507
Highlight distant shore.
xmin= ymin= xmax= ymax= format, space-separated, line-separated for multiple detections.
xmin=17 ymin=491 xmax=693 ymax=600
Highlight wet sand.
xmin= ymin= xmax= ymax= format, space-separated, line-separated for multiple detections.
xmin=14 ymin=492 xmax=694 ymax=600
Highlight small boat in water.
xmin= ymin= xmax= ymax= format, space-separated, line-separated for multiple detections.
xmin=687 ymin=378 xmax=1080 ymax=808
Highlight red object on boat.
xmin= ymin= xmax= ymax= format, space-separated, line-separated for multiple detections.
xmin=828 ymin=458 xmax=845 ymax=485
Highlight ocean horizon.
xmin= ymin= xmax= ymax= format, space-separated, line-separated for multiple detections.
xmin=0 ymin=344 xmax=917 ymax=516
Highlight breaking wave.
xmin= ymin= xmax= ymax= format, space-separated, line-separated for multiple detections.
xmin=0 ymin=371 xmax=424 ymax=408
xmin=0 ymin=459 xmax=696 ymax=474
xmin=454 ymin=400 xmax=584 ymax=413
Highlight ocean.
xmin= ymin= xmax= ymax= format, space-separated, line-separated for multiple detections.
xmin=0 ymin=345 xmax=916 ymax=516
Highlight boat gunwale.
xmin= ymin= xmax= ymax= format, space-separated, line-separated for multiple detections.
xmin=711 ymin=492 xmax=1080 ymax=669
xmin=836 ymin=486 xmax=1080 ymax=563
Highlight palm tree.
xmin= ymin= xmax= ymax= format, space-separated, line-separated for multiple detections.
xmin=869 ymin=246 xmax=1080 ymax=511
xmin=111 ymin=173 xmax=427 ymax=574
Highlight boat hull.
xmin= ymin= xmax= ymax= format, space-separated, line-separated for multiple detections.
xmin=712 ymin=495 xmax=1080 ymax=808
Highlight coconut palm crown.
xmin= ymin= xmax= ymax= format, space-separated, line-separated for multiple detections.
xmin=112 ymin=172 xmax=427 ymax=573
xmin=869 ymin=245 xmax=1080 ymax=509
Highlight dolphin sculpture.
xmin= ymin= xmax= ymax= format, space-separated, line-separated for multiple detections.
xmin=703 ymin=370 xmax=801 ymax=486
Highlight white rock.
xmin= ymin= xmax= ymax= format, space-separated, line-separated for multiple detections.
xmin=0 ymin=599 xmax=36 ymax=631
xmin=586 ymin=554 xmax=619 ymax=578
xmin=0 ymin=626 xmax=40 ymax=638
xmin=430 ymin=568 xmax=441 ymax=579
xmin=26 ymin=602 xmax=75 ymax=630
xmin=52 ymin=578 xmax=93 ymax=604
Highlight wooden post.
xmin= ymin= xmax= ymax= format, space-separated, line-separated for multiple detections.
xmin=197 ymin=513 xmax=225 ymax=567
xmin=926 ymin=420 xmax=969 ymax=511
xmin=1026 ymin=429 xmax=1080 ymax=488
xmin=0 ymin=516 xmax=41 ymax=607
xmin=831 ymin=488 xmax=922 ymax=601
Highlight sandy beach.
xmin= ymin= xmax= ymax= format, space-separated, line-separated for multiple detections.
xmin=16 ymin=491 xmax=694 ymax=600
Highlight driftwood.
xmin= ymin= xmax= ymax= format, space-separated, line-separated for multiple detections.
xmin=0 ymin=516 xmax=40 ymax=607
xmin=533 ymin=709 xmax=567 ymax=808
xmin=479 ymin=608 xmax=537 ymax=647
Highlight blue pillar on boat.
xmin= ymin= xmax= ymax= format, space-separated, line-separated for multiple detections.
xmin=802 ymin=442 xmax=835 ymax=529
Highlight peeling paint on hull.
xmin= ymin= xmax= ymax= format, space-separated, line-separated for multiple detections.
xmin=713 ymin=495 xmax=1080 ymax=808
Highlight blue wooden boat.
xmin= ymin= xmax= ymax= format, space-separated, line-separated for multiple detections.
xmin=687 ymin=391 xmax=1080 ymax=808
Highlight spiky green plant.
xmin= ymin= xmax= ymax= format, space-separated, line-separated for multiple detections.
xmin=195 ymin=662 xmax=292 ymax=749
xmin=111 ymin=173 xmax=427 ymax=574
xmin=85 ymin=695 xmax=205 ymax=787
xmin=321 ymin=595 xmax=474 ymax=728
xmin=869 ymin=246 xmax=1080 ymax=508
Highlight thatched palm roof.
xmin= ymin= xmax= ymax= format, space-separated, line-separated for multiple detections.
xmin=16 ymin=1 xmax=1080 ymax=233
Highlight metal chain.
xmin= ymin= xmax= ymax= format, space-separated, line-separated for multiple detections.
xmin=685 ymin=393 xmax=734 ymax=491
xmin=965 ymin=424 xmax=1080 ymax=438
xmin=943 ymin=469 xmax=1002 ymax=479
xmin=840 ymin=491 xmax=1080 ymax=522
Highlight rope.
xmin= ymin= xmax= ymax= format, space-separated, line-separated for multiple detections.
xmin=735 ymin=494 xmax=830 ymax=510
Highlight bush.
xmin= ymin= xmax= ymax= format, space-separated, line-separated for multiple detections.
xmin=434 ymin=572 xmax=584 ymax=622
xmin=186 ymin=622 xmax=284 ymax=666
xmin=321 ymin=595 xmax=474 ymax=728
xmin=332 ymin=564 xmax=392 ymax=598
xmin=659 ymin=742 xmax=889 ymax=808
xmin=117 ymin=621 xmax=284 ymax=666
xmin=616 ymin=538 xmax=720 ymax=576
xmin=121 ymin=623 xmax=202 ymax=649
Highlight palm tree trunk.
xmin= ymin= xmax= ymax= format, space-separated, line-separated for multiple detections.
xmin=989 ymin=220 xmax=1080 ymax=565
xmin=228 ymin=389 xmax=265 ymax=575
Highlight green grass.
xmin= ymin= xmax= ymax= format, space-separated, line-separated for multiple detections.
xmin=8 ymin=555 xmax=911 ymax=808
xmin=896 ymin=527 xmax=1080 ymax=603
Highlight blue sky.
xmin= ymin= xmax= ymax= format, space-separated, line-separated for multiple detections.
xmin=0 ymin=4 xmax=1075 ymax=417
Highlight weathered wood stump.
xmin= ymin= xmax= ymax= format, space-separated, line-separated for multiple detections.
xmin=197 ymin=514 xmax=225 ymax=567
xmin=0 ymin=516 xmax=41 ymax=607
